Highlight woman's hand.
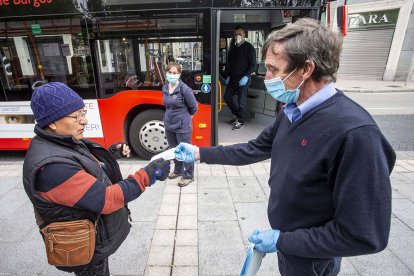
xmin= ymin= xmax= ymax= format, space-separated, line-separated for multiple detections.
xmin=109 ymin=142 xmax=131 ymax=159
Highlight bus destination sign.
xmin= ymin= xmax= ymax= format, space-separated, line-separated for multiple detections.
xmin=0 ymin=0 xmax=84 ymax=17
xmin=0 ymin=0 xmax=53 ymax=8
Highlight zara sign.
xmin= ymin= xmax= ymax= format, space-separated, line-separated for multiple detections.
xmin=348 ymin=9 xmax=399 ymax=29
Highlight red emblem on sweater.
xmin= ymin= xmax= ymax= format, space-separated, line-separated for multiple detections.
xmin=301 ymin=138 xmax=308 ymax=147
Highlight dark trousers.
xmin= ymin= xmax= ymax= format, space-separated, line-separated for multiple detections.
xmin=278 ymin=252 xmax=341 ymax=276
xmin=224 ymin=82 xmax=249 ymax=124
xmin=73 ymin=258 xmax=110 ymax=276
xmin=166 ymin=130 xmax=194 ymax=179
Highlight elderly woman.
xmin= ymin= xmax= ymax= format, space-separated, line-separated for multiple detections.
xmin=163 ymin=62 xmax=198 ymax=186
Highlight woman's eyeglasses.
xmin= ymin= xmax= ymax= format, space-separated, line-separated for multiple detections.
xmin=66 ymin=110 xmax=87 ymax=122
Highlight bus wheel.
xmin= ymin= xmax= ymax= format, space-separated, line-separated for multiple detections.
xmin=129 ymin=110 xmax=169 ymax=160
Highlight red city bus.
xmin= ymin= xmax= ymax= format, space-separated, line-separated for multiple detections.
xmin=0 ymin=0 xmax=325 ymax=159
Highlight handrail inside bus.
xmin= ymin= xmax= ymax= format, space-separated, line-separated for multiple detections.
xmin=218 ymin=80 xmax=222 ymax=112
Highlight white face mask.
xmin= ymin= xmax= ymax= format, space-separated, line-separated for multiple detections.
xmin=235 ymin=35 xmax=243 ymax=45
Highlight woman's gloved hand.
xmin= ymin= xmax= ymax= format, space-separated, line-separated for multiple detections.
xmin=174 ymin=142 xmax=199 ymax=163
xmin=248 ymin=229 xmax=280 ymax=253
xmin=144 ymin=158 xmax=171 ymax=185
xmin=239 ymin=76 xmax=249 ymax=86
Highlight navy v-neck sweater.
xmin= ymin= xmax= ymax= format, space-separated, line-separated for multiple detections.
xmin=201 ymin=91 xmax=395 ymax=258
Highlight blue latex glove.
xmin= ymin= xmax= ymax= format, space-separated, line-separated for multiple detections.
xmin=239 ymin=76 xmax=249 ymax=86
xmin=174 ymin=142 xmax=199 ymax=163
xmin=225 ymin=76 xmax=230 ymax=85
xmin=248 ymin=229 xmax=280 ymax=253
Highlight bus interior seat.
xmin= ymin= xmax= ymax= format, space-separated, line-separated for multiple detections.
xmin=250 ymin=61 xmax=266 ymax=87
xmin=256 ymin=61 xmax=266 ymax=76
xmin=69 ymin=56 xmax=85 ymax=86
xmin=158 ymin=57 xmax=166 ymax=83
xmin=152 ymin=56 xmax=164 ymax=86
xmin=11 ymin=57 xmax=23 ymax=84
xmin=85 ymin=56 xmax=94 ymax=83
xmin=246 ymin=61 xmax=266 ymax=114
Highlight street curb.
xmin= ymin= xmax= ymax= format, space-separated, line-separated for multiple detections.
xmin=340 ymin=88 xmax=414 ymax=93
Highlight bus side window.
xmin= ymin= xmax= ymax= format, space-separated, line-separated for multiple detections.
xmin=97 ymin=39 xmax=138 ymax=96
xmin=66 ymin=55 xmax=96 ymax=99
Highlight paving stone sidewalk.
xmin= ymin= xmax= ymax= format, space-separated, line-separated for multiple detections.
xmin=0 ymin=152 xmax=413 ymax=275
xmin=335 ymin=79 xmax=414 ymax=93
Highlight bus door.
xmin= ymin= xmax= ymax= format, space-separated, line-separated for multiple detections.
xmin=92 ymin=13 xmax=213 ymax=158
xmin=215 ymin=8 xmax=320 ymax=145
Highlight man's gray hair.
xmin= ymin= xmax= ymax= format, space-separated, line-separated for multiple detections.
xmin=263 ymin=18 xmax=343 ymax=82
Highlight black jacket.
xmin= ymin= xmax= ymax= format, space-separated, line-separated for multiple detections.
xmin=23 ymin=126 xmax=131 ymax=271
xmin=225 ymin=40 xmax=257 ymax=82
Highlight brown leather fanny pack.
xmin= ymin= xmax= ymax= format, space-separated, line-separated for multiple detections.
xmin=41 ymin=219 xmax=96 ymax=267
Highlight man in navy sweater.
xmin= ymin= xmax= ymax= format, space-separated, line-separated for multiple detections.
xmin=175 ymin=18 xmax=396 ymax=275
xmin=224 ymin=26 xmax=256 ymax=130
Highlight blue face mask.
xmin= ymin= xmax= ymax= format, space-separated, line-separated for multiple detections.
xmin=166 ymin=73 xmax=180 ymax=84
xmin=264 ymin=69 xmax=304 ymax=104
xmin=240 ymin=243 xmax=266 ymax=276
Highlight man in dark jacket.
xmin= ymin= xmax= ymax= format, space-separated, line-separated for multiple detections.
xmin=224 ymin=26 xmax=256 ymax=130
xmin=23 ymin=82 xmax=170 ymax=275
xmin=174 ymin=19 xmax=396 ymax=275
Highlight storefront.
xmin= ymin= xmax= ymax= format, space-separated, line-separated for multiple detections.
xmin=337 ymin=9 xmax=398 ymax=80
xmin=336 ymin=0 xmax=413 ymax=81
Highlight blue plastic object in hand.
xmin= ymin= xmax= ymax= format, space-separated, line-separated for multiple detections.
xmin=225 ymin=76 xmax=230 ymax=85
xmin=239 ymin=76 xmax=249 ymax=86
xmin=248 ymin=229 xmax=280 ymax=253
xmin=240 ymin=243 xmax=266 ymax=276
xmin=174 ymin=142 xmax=198 ymax=163
xmin=144 ymin=158 xmax=170 ymax=185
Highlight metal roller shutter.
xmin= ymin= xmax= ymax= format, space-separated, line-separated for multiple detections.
xmin=337 ymin=28 xmax=395 ymax=80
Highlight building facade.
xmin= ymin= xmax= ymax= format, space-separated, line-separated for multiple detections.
xmin=335 ymin=0 xmax=414 ymax=81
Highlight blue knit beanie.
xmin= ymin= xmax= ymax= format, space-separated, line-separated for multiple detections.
xmin=30 ymin=82 xmax=85 ymax=128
